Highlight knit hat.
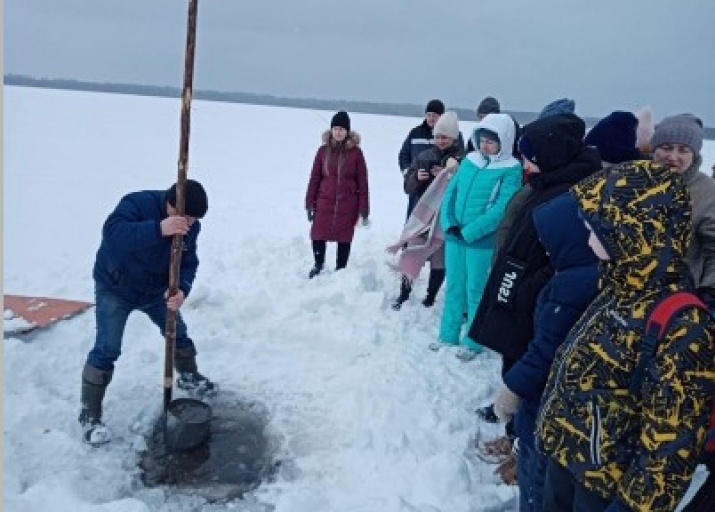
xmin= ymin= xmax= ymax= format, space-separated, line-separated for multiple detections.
xmin=330 ymin=110 xmax=351 ymax=132
xmin=635 ymin=106 xmax=654 ymax=153
xmin=538 ymin=98 xmax=576 ymax=119
xmin=167 ymin=179 xmax=209 ymax=218
xmin=477 ymin=96 xmax=500 ymax=117
xmin=425 ymin=99 xmax=445 ymax=115
xmin=433 ymin=111 xmax=459 ymax=140
xmin=518 ymin=113 xmax=587 ymax=172
xmin=649 ymin=113 xmax=704 ymax=156
xmin=584 ymin=111 xmax=641 ymax=164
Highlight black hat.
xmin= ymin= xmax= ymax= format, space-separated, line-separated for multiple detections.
xmin=425 ymin=99 xmax=445 ymax=115
xmin=477 ymin=96 xmax=500 ymax=116
xmin=331 ymin=110 xmax=351 ymax=132
xmin=167 ymin=179 xmax=208 ymax=218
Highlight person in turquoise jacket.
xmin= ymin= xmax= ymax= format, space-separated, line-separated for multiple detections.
xmin=437 ymin=113 xmax=522 ymax=356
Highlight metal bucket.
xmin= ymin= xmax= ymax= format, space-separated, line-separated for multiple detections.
xmin=165 ymin=398 xmax=212 ymax=451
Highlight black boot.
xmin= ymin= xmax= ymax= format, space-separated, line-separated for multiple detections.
xmin=310 ymin=240 xmax=326 ymax=278
xmin=79 ymin=364 xmax=113 ymax=445
xmin=391 ymin=276 xmax=412 ymax=310
xmin=175 ymin=346 xmax=218 ymax=397
xmin=422 ymin=268 xmax=445 ymax=307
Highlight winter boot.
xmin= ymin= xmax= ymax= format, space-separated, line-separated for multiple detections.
xmin=422 ymin=268 xmax=445 ymax=307
xmin=175 ymin=346 xmax=218 ymax=397
xmin=308 ymin=265 xmax=323 ymax=279
xmin=78 ymin=364 xmax=113 ymax=445
xmin=391 ymin=276 xmax=412 ymax=310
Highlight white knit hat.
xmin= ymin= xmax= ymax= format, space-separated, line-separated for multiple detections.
xmin=433 ymin=111 xmax=459 ymax=140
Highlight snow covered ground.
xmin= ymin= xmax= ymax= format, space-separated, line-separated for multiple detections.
xmin=4 ymin=86 xmax=714 ymax=511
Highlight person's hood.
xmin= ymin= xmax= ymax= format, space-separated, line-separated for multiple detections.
xmin=533 ymin=192 xmax=598 ymax=272
xmin=470 ymin=113 xmax=517 ymax=164
xmin=571 ymin=160 xmax=692 ymax=292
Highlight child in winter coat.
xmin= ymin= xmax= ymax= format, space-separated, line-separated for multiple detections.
xmin=305 ymin=111 xmax=370 ymax=278
xmin=437 ymin=113 xmax=521 ymax=353
xmin=492 ymin=191 xmax=599 ymax=511
xmin=390 ymin=111 xmax=464 ymax=310
xmin=537 ymin=161 xmax=715 ymax=512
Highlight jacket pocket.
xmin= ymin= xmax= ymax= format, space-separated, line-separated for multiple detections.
xmin=589 ymin=399 xmax=603 ymax=467
xmin=588 ymin=391 xmax=639 ymax=470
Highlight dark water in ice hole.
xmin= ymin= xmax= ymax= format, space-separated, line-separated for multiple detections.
xmin=139 ymin=394 xmax=280 ymax=503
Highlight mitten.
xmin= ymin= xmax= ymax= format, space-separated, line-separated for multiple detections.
xmin=446 ymin=226 xmax=463 ymax=240
xmin=307 ymin=209 xmax=314 ymax=222
xmin=493 ymin=385 xmax=520 ymax=422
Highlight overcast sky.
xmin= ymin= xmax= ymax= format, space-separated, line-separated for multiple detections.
xmin=6 ymin=0 xmax=715 ymax=124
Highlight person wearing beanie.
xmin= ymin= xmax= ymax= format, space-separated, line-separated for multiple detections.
xmin=471 ymin=112 xmax=601 ymax=469
xmin=477 ymin=96 xmax=501 ymax=120
xmin=305 ymin=110 xmax=370 ymax=278
xmin=584 ymin=111 xmax=642 ymax=167
xmin=79 ymin=179 xmax=216 ymax=445
xmin=391 ymin=111 xmax=464 ymax=311
xmin=651 ymin=113 xmax=715 ymax=313
xmin=538 ymin=98 xmax=576 ymax=119
xmin=330 ymin=110 xmax=351 ymax=132
xmin=537 ymin=161 xmax=714 ymax=512
xmin=437 ymin=113 xmax=522 ymax=362
xmin=398 ymin=100 xmax=465 ymax=219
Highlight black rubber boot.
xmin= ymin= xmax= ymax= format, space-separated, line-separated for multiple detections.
xmin=422 ymin=268 xmax=445 ymax=307
xmin=308 ymin=265 xmax=323 ymax=279
xmin=175 ymin=346 xmax=218 ymax=397
xmin=79 ymin=364 xmax=113 ymax=444
xmin=391 ymin=276 xmax=412 ymax=310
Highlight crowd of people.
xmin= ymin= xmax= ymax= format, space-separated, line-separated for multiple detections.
xmin=77 ymin=94 xmax=715 ymax=512
xmin=302 ymin=98 xmax=715 ymax=511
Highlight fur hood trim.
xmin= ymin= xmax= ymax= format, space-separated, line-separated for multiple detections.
xmin=322 ymin=130 xmax=361 ymax=148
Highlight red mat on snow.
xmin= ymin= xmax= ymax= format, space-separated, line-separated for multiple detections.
xmin=3 ymin=295 xmax=93 ymax=334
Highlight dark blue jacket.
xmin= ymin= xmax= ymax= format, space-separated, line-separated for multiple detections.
xmin=93 ymin=190 xmax=200 ymax=298
xmin=503 ymin=192 xmax=599 ymax=447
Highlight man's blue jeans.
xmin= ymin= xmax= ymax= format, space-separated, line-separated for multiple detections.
xmin=86 ymin=283 xmax=194 ymax=371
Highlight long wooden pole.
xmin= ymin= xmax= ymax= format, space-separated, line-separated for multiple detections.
xmin=164 ymin=0 xmax=199 ymax=413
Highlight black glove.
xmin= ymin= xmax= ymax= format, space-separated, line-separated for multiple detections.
xmin=307 ymin=209 xmax=314 ymax=222
xmin=446 ymin=226 xmax=464 ymax=240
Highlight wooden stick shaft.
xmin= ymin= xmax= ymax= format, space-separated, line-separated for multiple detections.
xmin=164 ymin=0 xmax=199 ymax=412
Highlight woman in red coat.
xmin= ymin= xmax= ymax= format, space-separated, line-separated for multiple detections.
xmin=305 ymin=111 xmax=370 ymax=278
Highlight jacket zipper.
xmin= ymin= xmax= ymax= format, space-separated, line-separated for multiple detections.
xmin=537 ymin=297 xmax=614 ymax=448
xmin=590 ymin=399 xmax=602 ymax=467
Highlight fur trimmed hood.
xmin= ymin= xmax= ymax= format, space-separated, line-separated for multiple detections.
xmin=322 ymin=130 xmax=361 ymax=148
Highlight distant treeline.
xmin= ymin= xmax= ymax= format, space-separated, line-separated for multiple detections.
xmin=5 ymin=74 xmax=715 ymax=138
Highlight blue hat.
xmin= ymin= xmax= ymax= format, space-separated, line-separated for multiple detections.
xmin=584 ymin=111 xmax=641 ymax=164
xmin=538 ymin=98 xmax=576 ymax=119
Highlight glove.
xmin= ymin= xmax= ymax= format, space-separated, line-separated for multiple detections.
xmin=446 ymin=226 xmax=463 ymax=240
xmin=360 ymin=214 xmax=370 ymax=227
xmin=493 ymin=385 xmax=520 ymax=423
xmin=307 ymin=209 xmax=314 ymax=222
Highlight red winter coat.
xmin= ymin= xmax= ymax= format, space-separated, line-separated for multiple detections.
xmin=305 ymin=131 xmax=369 ymax=243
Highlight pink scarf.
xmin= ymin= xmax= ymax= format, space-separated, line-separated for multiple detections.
xmin=387 ymin=167 xmax=455 ymax=279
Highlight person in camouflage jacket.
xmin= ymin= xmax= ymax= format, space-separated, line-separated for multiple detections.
xmin=537 ymin=160 xmax=715 ymax=512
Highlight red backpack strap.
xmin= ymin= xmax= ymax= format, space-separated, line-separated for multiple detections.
xmin=630 ymin=292 xmax=708 ymax=394
xmin=645 ymin=292 xmax=715 ymax=452
xmin=646 ymin=291 xmax=707 ymax=339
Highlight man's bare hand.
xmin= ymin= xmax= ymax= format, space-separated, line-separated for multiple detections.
xmin=161 ymin=216 xmax=190 ymax=236
xmin=417 ymin=169 xmax=430 ymax=181
xmin=431 ymin=165 xmax=443 ymax=177
xmin=165 ymin=289 xmax=186 ymax=311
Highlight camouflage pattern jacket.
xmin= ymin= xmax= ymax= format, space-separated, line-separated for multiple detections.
xmin=537 ymin=161 xmax=715 ymax=512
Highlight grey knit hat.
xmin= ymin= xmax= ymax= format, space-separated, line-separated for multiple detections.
xmin=477 ymin=96 xmax=500 ymax=116
xmin=649 ymin=113 xmax=704 ymax=156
